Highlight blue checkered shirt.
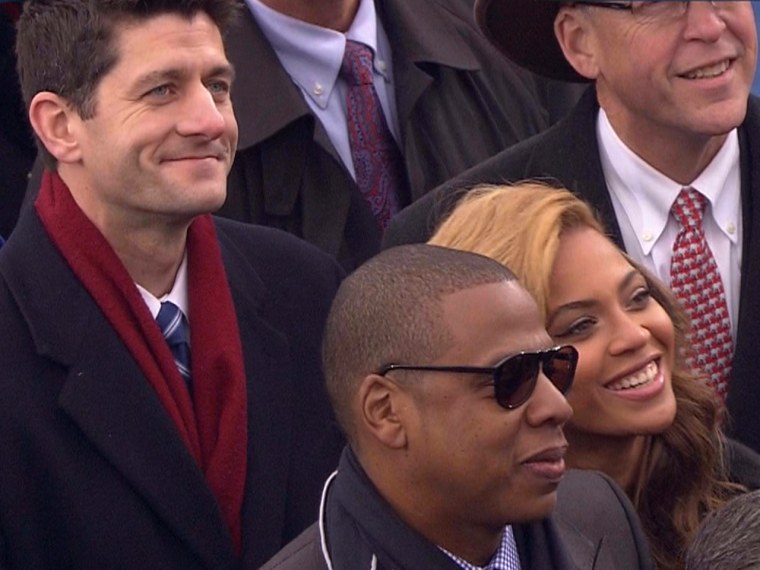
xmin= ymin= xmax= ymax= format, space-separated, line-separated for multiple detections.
xmin=441 ymin=526 xmax=521 ymax=570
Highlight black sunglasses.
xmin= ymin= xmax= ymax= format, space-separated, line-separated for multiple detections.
xmin=378 ymin=345 xmax=577 ymax=410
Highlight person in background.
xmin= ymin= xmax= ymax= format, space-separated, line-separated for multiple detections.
xmin=0 ymin=0 xmax=343 ymax=567
xmin=685 ymin=489 xmax=760 ymax=570
xmin=429 ymin=182 xmax=759 ymax=570
xmin=261 ymin=244 xmax=653 ymax=570
xmin=213 ymin=0 xmax=583 ymax=271
xmin=384 ymin=0 xmax=760 ymax=454
xmin=0 ymin=0 xmax=36 ymax=238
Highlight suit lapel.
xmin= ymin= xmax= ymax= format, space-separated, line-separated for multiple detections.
xmin=226 ymin=8 xmax=355 ymax=260
xmin=514 ymin=520 xmax=584 ymax=569
xmin=727 ymin=95 xmax=760 ymax=449
xmin=216 ymin=231 xmax=298 ymax=566
xmin=530 ymin=88 xmax=626 ymax=249
xmin=378 ymin=0 xmax=480 ymax=200
xmin=58 ymin=322 xmax=237 ymax=568
xmin=1 ymin=213 xmax=237 ymax=569
xmin=227 ymin=9 xmax=311 ymax=152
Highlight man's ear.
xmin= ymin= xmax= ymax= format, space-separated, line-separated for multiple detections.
xmin=28 ymin=92 xmax=84 ymax=164
xmin=554 ymin=7 xmax=600 ymax=81
xmin=357 ymin=374 xmax=412 ymax=450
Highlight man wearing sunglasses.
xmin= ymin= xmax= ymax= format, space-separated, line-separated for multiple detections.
xmin=384 ymin=0 xmax=760 ymax=453
xmin=261 ymin=244 xmax=653 ymax=570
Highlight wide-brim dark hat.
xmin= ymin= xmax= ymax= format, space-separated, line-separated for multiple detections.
xmin=474 ymin=0 xmax=589 ymax=82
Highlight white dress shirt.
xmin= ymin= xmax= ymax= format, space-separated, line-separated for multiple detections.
xmin=598 ymin=109 xmax=741 ymax=338
xmin=136 ymin=253 xmax=190 ymax=330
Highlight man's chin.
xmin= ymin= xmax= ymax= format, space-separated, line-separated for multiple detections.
xmin=502 ymin=493 xmax=558 ymax=525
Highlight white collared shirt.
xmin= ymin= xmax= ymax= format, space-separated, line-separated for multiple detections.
xmin=245 ymin=0 xmax=399 ymax=180
xmin=598 ymin=109 xmax=741 ymax=338
xmin=136 ymin=253 xmax=190 ymax=328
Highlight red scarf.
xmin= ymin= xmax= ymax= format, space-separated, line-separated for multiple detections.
xmin=35 ymin=171 xmax=247 ymax=552
xmin=0 ymin=3 xmax=21 ymax=21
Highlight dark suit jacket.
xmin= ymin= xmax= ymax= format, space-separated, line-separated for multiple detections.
xmin=0 ymin=212 xmax=345 ymax=569
xmin=260 ymin=470 xmax=653 ymax=570
xmin=217 ymin=0 xmax=583 ymax=270
xmin=384 ymin=88 xmax=760 ymax=453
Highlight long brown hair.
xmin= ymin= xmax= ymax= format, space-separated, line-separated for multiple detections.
xmin=429 ymin=182 xmax=737 ymax=570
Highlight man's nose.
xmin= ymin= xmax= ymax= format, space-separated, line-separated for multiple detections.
xmin=175 ymin=84 xmax=227 ymax=139
xmin=683 ymin=0 xmax=727 ymax=43
xmin=524 ymin=372 xmax=574 ymax=427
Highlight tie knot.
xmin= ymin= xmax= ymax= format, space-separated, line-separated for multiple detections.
xmin=340 ymin=40 xmax=374 ymax=86
xmin=156 ymin=301 xmax=189 ymax=347
xmin=672 ymin=187 xmax=707 ymax=229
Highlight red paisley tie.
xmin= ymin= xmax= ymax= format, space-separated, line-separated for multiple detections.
xmin=339 ymin=40 xmax=404 ymax=230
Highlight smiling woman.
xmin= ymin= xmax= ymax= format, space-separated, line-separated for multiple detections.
xmin=428 ymin=182 xmax=758 ymax=570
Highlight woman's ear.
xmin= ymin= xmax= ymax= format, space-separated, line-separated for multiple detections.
xmin=554 ymin=7 xmax=601 ymax=81
xmin=356 ymin=374 xmax=412 ymax=450
xmin=28 ymin=92 xmax=84 ymax=164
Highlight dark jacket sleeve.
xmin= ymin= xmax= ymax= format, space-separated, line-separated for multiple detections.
xmin=0 ymin=527 xmax=7 ymax=570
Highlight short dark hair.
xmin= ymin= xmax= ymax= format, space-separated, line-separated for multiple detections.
xmin=322 ymin=244 xmax=516 ymax=443
xmin=685 ymin=490 xmax=760 ymax=569
xmin=16 ymin=0 xmax=239 ymax=167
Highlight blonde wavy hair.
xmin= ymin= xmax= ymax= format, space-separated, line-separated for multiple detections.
xmin=429 ymin=181 xmax=737 ymax=570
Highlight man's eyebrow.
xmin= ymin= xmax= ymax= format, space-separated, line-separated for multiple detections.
xmin=130 ymin=63 xmax=236 ymax=94
xmin=130 ymin=69 xmax=184 ymax=94
xmin=208 ymin=63 xmax=236 ymax=83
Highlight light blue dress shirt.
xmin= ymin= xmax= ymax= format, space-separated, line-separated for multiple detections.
xmin=244 ymin=0 xmax=400 ymax=180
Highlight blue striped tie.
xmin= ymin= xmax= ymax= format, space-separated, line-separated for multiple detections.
xmin=156 ymin=301 xmax=192 ymax=388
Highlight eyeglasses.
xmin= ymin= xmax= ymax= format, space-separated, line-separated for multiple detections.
xmin=377 ymin=345 xmax=578 ymax=410
xmin=573 ymin=1 xmax=726 ymax=23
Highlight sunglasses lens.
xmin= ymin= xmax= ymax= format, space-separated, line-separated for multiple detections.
xmin=543 ymin=346 xmax=578 ymax=394
xmin=494 ymin=353 xmax=540 ymax=409
xmin=494 ymin=346 xmax=578 ymax=409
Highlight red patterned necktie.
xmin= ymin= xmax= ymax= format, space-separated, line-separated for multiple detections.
xmin=670 ymin=188 xmax=733 ymax=403
xmin=340 ymin=40 xmax=403 ymax=230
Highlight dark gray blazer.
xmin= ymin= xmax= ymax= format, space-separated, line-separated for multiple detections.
xmin=260 ymin=470 xmax=653 ymax=570
xmin=384 ymin=88 xmax=760 ymax=453
xmin=0 ymin=212 xmax=344 ymax=569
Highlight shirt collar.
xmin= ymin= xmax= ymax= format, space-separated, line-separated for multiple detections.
xmin=689 ymin=128 xmax=741 ymax=243
xmin=246 ymin=0 xmax=389 ymax=110
xmin=598 ymin=108 xmax=740 ymax=254
xmin=136 ymin=253 xmax=190 ymax=321
xmin=440 ymin=526 xmax=520 ymax=570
